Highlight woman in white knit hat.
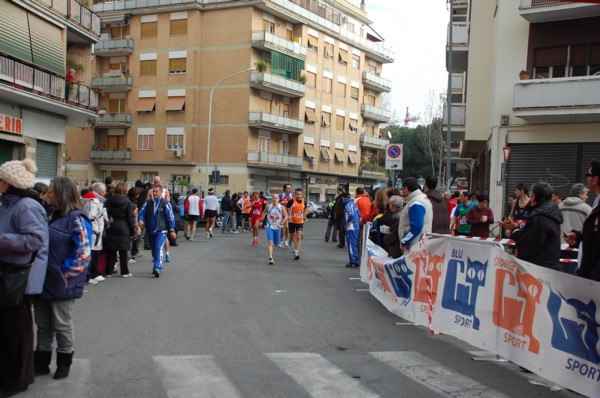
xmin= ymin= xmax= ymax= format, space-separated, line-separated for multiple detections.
xmin=0 ymin=158 xmax=49 ymax=396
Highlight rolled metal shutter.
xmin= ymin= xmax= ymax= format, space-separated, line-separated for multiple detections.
xmin=0 ymin=141 xmax=13 ymax=164
xmin=0 ymin=1 xmax=33 ymax=64
xmin=36 ymin=140 xmax=58 ymax=178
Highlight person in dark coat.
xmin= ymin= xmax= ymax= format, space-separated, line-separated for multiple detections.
xmin=500 ymin=182 xmax=563 ymax=270
xmin=332 ymin=187 xmax=346 ymax=248
xmin=104 ymin=182 xmax=136 ymax=277
xmin=424 ymin=175 xmax=450 ymax=234
xmin=467 ymin=193 xmax=494 ymax=237
xmin=383 ymin=195 xmax=403 ymax=258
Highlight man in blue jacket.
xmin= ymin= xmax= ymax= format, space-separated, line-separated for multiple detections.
xmin=343 ymin=192 xmax=360 ymax=268
xmin=138 ymin=185 xmax=176 ymax=277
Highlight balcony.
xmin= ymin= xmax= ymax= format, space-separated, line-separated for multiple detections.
xmin=0 ymin=55 xmax=98 ymax=126
xmin=361 ymin=104 xmax=391 ymax=123
xmin=359 ymin=165 xmax=385 ymax=178
xmin=247 ymin=151 xmax=302 ymax=169
xmin=513 ymin=76 xmax=600 ymax=122
xmin=360 ymin=134 xmax=389 ymax=149
xmin=89 ymin=149 xmax=131 ymax=161
xmin=33 ymin=0 xmax=101 ymax=41
xmin=94 ymin=38 xmax=134 ymax=57
xmin=442 ymin=104 xmax=466 ymax=141
xmin=251 ymin=31 xmax=307 ymax=61
xmin=446 ymin=23 xmax=469 ymax=73
xmin=362 ymin=71 xmax=392 ymax=93
xmin=95 ymin=113 xmax=132 ymax=128
xmin=250 ymin=72 xmax=306 ymax=98
xmin=451 ymin=72 xmax=466 ymax=96
xmin=91 ymin=75 xmax=133 ymax=93
xmin=519 ymin=0 xmax=600 ymax=23
xmin=249 ymin=112 xmax=304 ymax=134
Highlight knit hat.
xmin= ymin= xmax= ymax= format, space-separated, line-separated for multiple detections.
xmin=0 ymin=159 xmax=37 ymax=190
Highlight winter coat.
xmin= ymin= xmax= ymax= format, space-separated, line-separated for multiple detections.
xmin=512 ymin=201 xmax=563 ymax=270
xmin=42 ymin=211 xmax=92 ymax=300
xmin=0 ymin=193 xmax=49 ymax=295
xmin=399 ymin=190 xmax=433 ymax=249
xmin=139 ymin=198 xmax=176 ymax=234
xmin=466 ymin=206 xmax=494 ymax=237
xmin=105 ymin=194 xmax=136 ymax=251
xmin=426 ymin=189 xmax=450 ymax=234
xmin=558 ymin=196 xmax=592 ymax=236
xmin=575 ymin=203 xmax=600 ymax=281
xmin=383 ymin=210 xmax=402 ymax=258
xmin=333 ymin=193 xmax=345 ymax=222
xmin=221 ymin=194 xmax=234 ymax=212
xmin=82 ymin=192 xmax=108 ymax=251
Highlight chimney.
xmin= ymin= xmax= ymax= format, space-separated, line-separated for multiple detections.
xmin=360 ymin=0 xmax=365 ymax=11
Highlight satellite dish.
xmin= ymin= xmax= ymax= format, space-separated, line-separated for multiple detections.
xmin=387 ymin=131 xmax=392 ymax=139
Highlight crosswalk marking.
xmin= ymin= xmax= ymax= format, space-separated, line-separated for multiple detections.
xmin=369 ymin=351 xmax=510 ymax=397
xmin=153 ymin=355 xmax=242 ymax=398
xmin=266 ymin=352 xmax=380 ymax=398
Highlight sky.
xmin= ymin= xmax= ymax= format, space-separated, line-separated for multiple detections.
xmin=351 ymin=1 xmax=450 ymax=126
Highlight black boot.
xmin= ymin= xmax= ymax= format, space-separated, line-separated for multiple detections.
xmin=53 ymin=351 xmax=73 ymax=380
xmin=34 ymin=351 xmax=52 ymax=376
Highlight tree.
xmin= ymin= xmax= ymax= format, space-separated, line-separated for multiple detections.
xmin=416 ymin=91 xmax=445 ymax=185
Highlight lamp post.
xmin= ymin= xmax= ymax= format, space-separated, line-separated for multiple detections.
xmin=205 ymin=67 xmax=256 ymax=196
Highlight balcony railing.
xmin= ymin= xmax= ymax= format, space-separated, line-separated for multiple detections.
xmin=249 ymin=112 xmax=304 ymax=134
xmin=362 ymin=71 xmax=392 ymax=93
xmin=360 ymin=134 xmax=389 ymax=148
xmin=89 ymin=149 xmax=131 ymax=160
xmin=448 ymin=23 xmax=469 ymax=46
xmin=94 ymin=38 xmax=134 ymax=56
xmin=361 ymin=104 xmax=391 ymax=123
xmin=452 ymin=72 xmax=465 ymax=95
xmin=247 ymin=151 xmax=302 ymax=168
xmin=251 ymin=31 xmax=307 ymax=60
xmin=91 ymin=75 xmax=133 ymax=92
xmin=442 ymin=104 xmax=466 ymax=126
xmin=34 ymin=0 xmax=101 ymax=35
xmin=519 ymin=0 xmax=600 ymax=22
xmin=359 ymin=166 xmax=385 ymax=177
xmin=513 ymin=76 xmax=600 ymax=111
xmin=95 ymin=113 xmax=132 ymax=127
xmin=250 ymin=72 xmax=306 ymax=98
xmin=0 ymin=55 xmax=98 ymax=109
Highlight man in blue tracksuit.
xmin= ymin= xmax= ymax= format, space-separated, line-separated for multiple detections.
xmin=138 ymin=185 xmax=176 ymax=277
xmin=343 ymin=192 xmax=360 ymax=267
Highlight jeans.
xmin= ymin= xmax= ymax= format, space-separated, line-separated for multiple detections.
xmin=222 ymin=211 xmax=231 ymax=232
xmin=32 ymin=297 xmax=75 ymax=353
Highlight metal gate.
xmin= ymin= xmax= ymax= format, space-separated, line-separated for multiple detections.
xmin=0 ymin=141 xmax=13 ymax=164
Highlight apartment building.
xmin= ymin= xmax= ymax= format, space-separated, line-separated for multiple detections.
xmin=445 ymin=0 xmax=600 ymax=218
xmin=0 ymin=0 xmax=100 ymax=179
xmin=68 ymin=0 xmax=393 ymax=201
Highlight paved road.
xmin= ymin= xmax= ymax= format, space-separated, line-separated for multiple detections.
xmin=23 ymin=219 xmax=578 ymax=397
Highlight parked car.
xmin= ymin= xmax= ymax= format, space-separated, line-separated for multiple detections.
xmin=307 ymin=201 xmax=324 ymax=218
xmin=178 ymin=195 xmax=224 ymax=227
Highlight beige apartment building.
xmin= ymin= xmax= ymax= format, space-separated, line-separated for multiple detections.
xmin=66 ymin=0 xmax=393 ymax=201
xmin=445 ymin=0 xmax=600 ymax=218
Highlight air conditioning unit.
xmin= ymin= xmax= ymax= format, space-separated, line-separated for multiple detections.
xmin=173 ymin=148 xmax=183 ymax=157
xmin=310 ymin=158 xmax=317 ymax=166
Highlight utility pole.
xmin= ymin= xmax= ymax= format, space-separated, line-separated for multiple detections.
xmin=446 ymin=0 xmax=453 ymax=189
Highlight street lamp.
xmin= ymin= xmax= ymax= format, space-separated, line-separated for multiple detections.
xmin=205 ymin=67 xmax=256 ymax=196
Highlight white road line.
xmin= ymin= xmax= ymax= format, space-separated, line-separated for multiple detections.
xmin=266 ymin=352 xmax=379 ymax=398
xmin=153 ymin=355 xmax=242 ymax=398
xmin=369 ymin=351 xmax=510 ymax=398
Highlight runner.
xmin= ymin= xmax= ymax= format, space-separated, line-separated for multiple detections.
xmin=184 ymin=189 xmax=202 ymax=241
xmin=263 ymin=193 xmax=289 ymax=264
xmin=237 ymin=191 xmax=251 ymax=233
xmin=285 ymin=187 xmax=308 ymax=260
xmin=279 ymin=183 xmax=294 ymax=247
xmin=203 ymin=188 xmax=219 ymax=238
xmin=250 ymin=191 xmax=266 ymax=246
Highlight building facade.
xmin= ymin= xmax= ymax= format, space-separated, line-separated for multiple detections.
xmin=445 ymin=0 xmax=600 ymax=218
xmin=68 ymin=0 xmax=393 ymax=201
xmin=0 ymin=0 xmax=100 ymax=179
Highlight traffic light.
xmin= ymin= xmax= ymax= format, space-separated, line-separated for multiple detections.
xmin=210 ymin=170 xmax=220 ymax=184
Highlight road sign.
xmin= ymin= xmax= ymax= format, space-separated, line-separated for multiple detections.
xmin=385 ymin=144 xmax=403 ymax=170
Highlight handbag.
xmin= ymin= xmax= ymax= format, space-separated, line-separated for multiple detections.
xmin=0 ymin=252 xmax=37 ymax=307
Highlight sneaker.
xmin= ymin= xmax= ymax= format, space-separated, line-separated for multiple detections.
xmin=332 ymin=239 xmax=338 ymax=243
xmin=189 ymin=236 xmax=194 ymax=241
xmin=105 ymin=274 xmax=112 ymax=278
xmin=86 ymin=279 xmax=98 ymax=285
xmin=268 ymin=257 xmax=274 ymax=265
xmin=122 ymin=273 xmax=133 ymax=278
xmin=128 ymin=258 xmax=136 ymax=264
xmin=186 ymin=236 xmax=190 ymax=241
xmin=135 ymin=253 xmax=143 ymax=258
xmin=152 ymin=269 xmax=160 ymax=278
xmin=165 ymin=254 xmax=171 ymax=262
xmin=113 ymin=266 xmax=119 ymax=273
xmin=93 ymin=275 xmax=105 ymax=282
xmin=284 ymin=241 xmax=289 ymax=248
xmin=233 ymin=230 xmax=240 ymax=234
xmin=206 ymin=232 xmax=210 ymax=238
xmin=293 ymin=251 xmax=299 ymax=260
xmin=278 ymin=242 xmax=284 ymax=248
xmin=252 ymin=238 xmax=258 ymax=246
xmin=209 ymin=228 xmax=213 ymax=238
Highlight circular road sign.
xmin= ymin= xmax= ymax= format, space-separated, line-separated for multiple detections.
xmin=387 ymin=145 xmax=402 ymax=158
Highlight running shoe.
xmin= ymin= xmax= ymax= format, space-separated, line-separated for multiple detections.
xmin=165 ymin=253 xmax=171 ymax=262
xmin=293 ymin=251 xmax=300 ymax=260
xmin=268 ymin=257 xmax=274 ymax=265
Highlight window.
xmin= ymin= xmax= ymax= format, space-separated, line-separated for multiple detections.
xmin=141 ymin=22 xmax=157 ymax=38
xmin=338 ymin=49 xmax=349 ymax=65
xmin=350 ymin=86 xmax=359 ymax=101
xmin=109 ymin=98 xmax=126 ymax=113
xmin=307 ymin=35 xmax=318 ymax=52
xmin=305 ymin=108 xmax=317 ymax=124
xmin=141 ymin=172 xmax=158 ymax=182
xmin=337 ymin=81 xmax=346 ymax=98
xmin=166 ymin=128 xmax=185 ymax=150
xmin=336 ymin=115 xmax=345 ymax=131
xmin=306 ymin=71 xmax=316 ymax=88
xmin=263 ymin=20 xmax=275 ymax=33
xmin=363 ymin=124 xmax=375 ymax=135
xmin=321 ymin=112 xmax=331 ymax=127
xmin=258 ymin=136 xmax=271 ymax=152
xmin=170 ymin=19 xmax=187 ymax=36
xmin=169 ymin=58 xmax=186 ymax=74
xmin=282 ymin=103 xmax=289 ymax=118
xmin=320 ymin=147 xmax=330 ymax=161
xmin=364 ymin=92 xmax=376 ymax=105
xmin=140 ymin=60 xmax=157 ymax=76
xmin=108 ymin=134 xmax=125 ymax=150
xmin=349 ymin=123 xmax=358 ymax=133
xmin=137 ymin=128 xmax=155 ymax=150
xmin=352 ymin=55 xmax=360 ymax=69
xmin=286 ymin=29 xmax=293 ymax=41
xmin=280 ymin=139 xmax=289 ymax=155
xmin=368 ymin=63 xmax=377 ymax=73
xmin=172 ymin=175 xmax=191 ymax=184
xmin=324 ymin=42 xmax=333 ymax=59
xmin=323 ymin=76 xmax=332 ymax=93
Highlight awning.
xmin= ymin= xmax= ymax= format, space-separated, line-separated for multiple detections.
xmin=348 ymin=152 xmax=357 ymax=164
xmin=339 ymin=49 xmax=349 ymax=63
xmin=320 ymin=147 xmax=330 ymax=161
xmin=136 ymin=98 xmax=156 ymax=112
xmin=304 ymin=144 xmax=315 ymax=158
xmin=349 ymin=123 xmax=357 ymax=133
xmin=321 ymin=112 xmax=331 ymax=127
xmin=305 ymin=108 xmax=317 ymax=123
xmin=309 ymin=187 xmax=321 ymax=193
xmin=307 ymin=36 xmax=318 ymax=48
xmin=334 ymin=149 xmax=344 ymax=163
xmin=165 ymin=96 xmax=186 ymax=111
